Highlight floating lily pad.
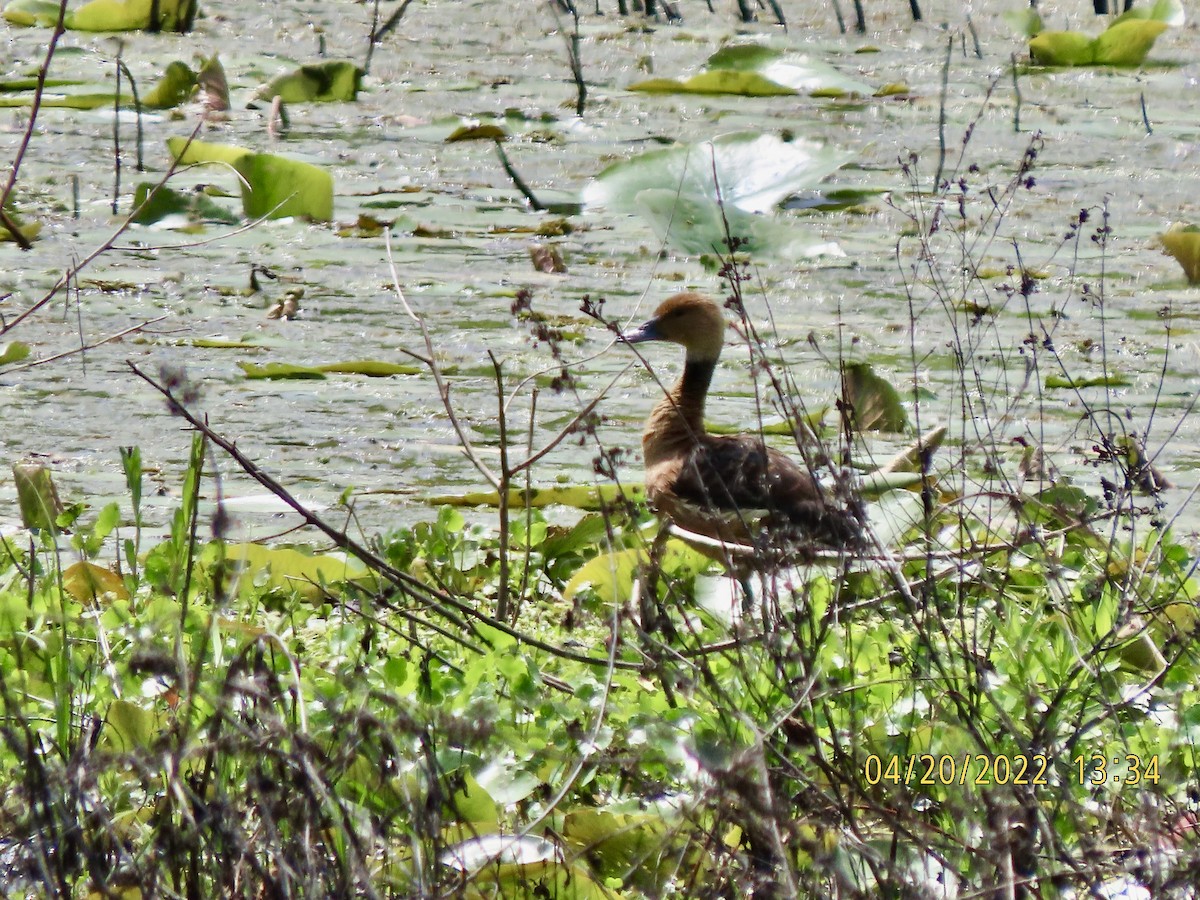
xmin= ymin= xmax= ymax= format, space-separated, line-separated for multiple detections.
xmin=630 ymin=43 xmax=873 ymax=98
xmin=255 ymin=61 xmax=365 ymax=104
xmin=1029 ymin=19 xmax=1169 ymax=66
xmin=427 ymin=483 xmax=645 ymax=511
xmin=238 ymin=362 xmax=327 ymax=380
xmin=842 ymin=362 xmax=908 ymax=433
xmin=2 ymin=0 xmax=62 ymax=26
xmin=66 ymin=0 xmax=195 ymax=31
xmin=1045 ymin=372 xmax=1131 ymax=389
xmin=132 ymin=182 xmax=240 ymax=227
xmin=1160 ymin=223 xmax=1200 ymax=283
xmin=1114 ymin=0 xmax=1185 ymax=27
xmin=142 ymin=60 xmax=196 ymax=109
xmin=167 ymin=137 xmax=334 ymax=222
xmin=0 ymin=341 xmax=31 ymax=366
xmin=585 ymin=132 xmax=853 ymax=218
xmin=316 ymin=360 xmax=421 ymax=376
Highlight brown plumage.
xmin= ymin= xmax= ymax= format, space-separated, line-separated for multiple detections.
xmin=622 ymin=292 xmax=861 ymax=553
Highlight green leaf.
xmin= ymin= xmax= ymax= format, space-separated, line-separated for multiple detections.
xmin=705 ymin=43 xmax=874 ymax=95
xmin=132 ymin=182 xmax=240 ymax=227
xmin=842 ymin=362 xmax=909 ymax=432
xmin=1029 ymin=30 xmax=1097 ymax=66
xmin=315 ymin=360 xmax=422 ymax=376
xmin=167 ymin=138 xmax=334 ymax=221
xmin=635 ymin=187 xmax=843 ymax=258
xmin=1114 ymin=0 xmax=1184 ymax=27
xmin=238 ymin=361 xmax=327 ymax=380
xmin=66 ymin=0 xmax=194 ymax=31
xmin=0 ymin=341 xmax=30 ymax=367
xmin=233 ymin=152 xmax=334 ymax=221
xmin=1092 ymin=19 xmax=1168 ymax=65
xmin=629 ymin=70 xmax=797 ymax=97
xmin=256 ymin=61 xmax=365 ymax=103
xmin=585 ymin=131 xmax=853 ymax=218
xmin=142 ymin=60 xmax=196 ymax=109
xmin=2 ymin=0 xmax=62 ymax=26
xmin=1044 ymin=372 xmax=1130 ymax=389
xmin=1160 ymin=224 xmax=1200 ymax=283
xmin=103 ymin=699 xmax=157 ymax=751
xmin=167 ymin=136 xmax=252 ymax=167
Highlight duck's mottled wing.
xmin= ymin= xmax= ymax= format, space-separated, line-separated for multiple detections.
xmin=674 ymin=435 xmax=859 ymax=548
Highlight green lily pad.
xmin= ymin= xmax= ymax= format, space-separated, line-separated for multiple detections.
xmin=629 ymin=71 xmax=797 ymax=97
xmin=2 ymin=0 xmax=62 ymax=26
xmin=1030 ymin=19 xmax=1169 ymax=67
xmin=142 ymin=60 xmax=196 ymax=109
xmin=1160 ymin=223 xmax=1200 ymax=283
xmin=255 ymin=61 xmax=365 ymax=104
xmin=132 ymin=182 xmax=240 ymax=227
xmin=585 ymin=131 xmax=853 ymax=218
xmin=1045 ymin=372 xmax=1131 ymax=389
xmin=1114 ymin=0 xmax=1184 ymax=27
xmin=238 ymin=362 xmax=327 ymax=380
xmin=842 ymin=362 xmax=908 ymax=433
xmin=635 ymin=187 xmax=842 ymax=258
xmin=66 ymin=0 xmax=194 ymax=31
xmin=167 ymin=137 xmax=334 ymax=222
xmin=0 ymin=341 xmax=31 ymax=366
xmin=705 ymin=43 xmax=874 ymax=95
xmin=316 ymin=360 xmax=421 ymax=377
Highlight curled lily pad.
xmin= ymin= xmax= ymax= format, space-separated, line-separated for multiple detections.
xmin=0 ymin=341 xmax=31 ymax=366
xmin=1030 ymin=19 xmax=1169 ymax=66
xmin=843 ymin=362 xmax=908 ymax=433
xmin=2 ymin=0 xmax=62 ymax=26
xmin=66 ymin=0 xmax=195 ymax=31
xmin=631 ymin=43 xmax=872 ymax=98
xmin=1160 ymin=223 xmax=1200 ymax=283
xmin=238 ymin=362 xmax=326 ymax=380
xmin=142 ymin=61 xmax=196 ymax=109
xmin=255 ymin=61 xmax=365 ymax=104
xmin=585 ymin=132 xmax=853 ymax=217
xmin=1115 ymin=0 xmax=1184 ymax=27
xmin=167 ymin=137 xmax=334 ymax=221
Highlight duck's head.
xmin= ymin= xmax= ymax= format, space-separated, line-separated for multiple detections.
xmin=621 ymin=292 xmax=726 ymax=363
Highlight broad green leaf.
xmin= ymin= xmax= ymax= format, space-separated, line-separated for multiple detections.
xmin=1029 ymin=30 xmax=1097 ymax=66
xmin=255 ymin=61 xmax=365 ymax=103
xmin=0 ymin=92 xmax=119 ymax=109
xmin=842 ymin=362 xmax=908 ymax=432
xmin=103 ymin=700 xmax=157 ymax=751
xmin=1114 ymin=0 xmax=1184 ymax=27
xmin=2 ymin=0 xmax=62 ymax=26
xmin=66 ymin=0 xmax=193 ymax=31
xmin=564 ymin=539 xmax=708 ymax=603
xmin=1092 ymin=19 xmax=1168 ymax=65
xmin=142 ymin=60 xmax=196 ymax=109
xmin=706 ymin=43 xmax=874 ymax=95
xmin=233 ymin=152 xmax=334 ymax=221
xmin=167 ymin=136 xmax=252 ymax=167
xmin=202 ymin=543 xmax=369 ymax=599
xmin=629 ymin=70 xmax=797 ymax=97
xmin=584 ymin=131 xmax=853 ymax=217
xmin=315 ymin=360 xmax=422 ymax=376
xmin=238 ymin=361 xmax=327 ymax=380
xmin=167 ymin=138 xmax=334 ymax=221
xmin=635 ymin=187 xmax=843 ymax=258
xmin=0 ymin=341 xmax=30 ymax=366
xmin=1045 ymin=372 xmax=1130 ymax=389
xmin=132 ymin=182 xmax=239 ymax=227
xmin=1160 ymin=224 xmax=1200 ymax=283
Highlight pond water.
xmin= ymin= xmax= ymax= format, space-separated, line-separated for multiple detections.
xmin=2 ymin=0 xmax=1199 ymax=546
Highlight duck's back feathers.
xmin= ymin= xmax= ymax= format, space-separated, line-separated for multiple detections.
xmin=647 ymin=433 xmax=861 ymax=550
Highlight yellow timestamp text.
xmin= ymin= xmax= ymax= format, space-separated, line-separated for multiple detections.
xmin=1073 ymin=753 xmax=1160 ymax=786
xmin=863 ymin=754 xmax=1050 ymax=787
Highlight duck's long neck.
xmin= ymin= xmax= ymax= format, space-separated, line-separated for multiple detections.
xmin=643 ymin=357 xmax=715 ymax=464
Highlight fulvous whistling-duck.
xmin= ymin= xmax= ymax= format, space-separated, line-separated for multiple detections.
xmin=622 ymin=292 xmax=861 ymax=553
